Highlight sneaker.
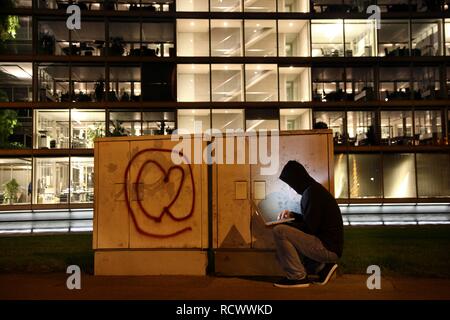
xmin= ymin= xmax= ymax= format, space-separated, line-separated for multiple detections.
xmin=314 ymin=263 xmax=338 ymax=286
xmin=274 ymin=277 xmax=310 ymax=288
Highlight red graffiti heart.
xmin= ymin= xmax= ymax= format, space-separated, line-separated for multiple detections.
xmin=124 ymin=148 xmax=195 ymax=238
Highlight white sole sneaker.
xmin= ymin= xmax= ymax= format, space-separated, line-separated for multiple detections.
xmin=273 ymin=282 xmax=310 ymax=288
xmin=316 ymin=264 xmax=338 ymax=286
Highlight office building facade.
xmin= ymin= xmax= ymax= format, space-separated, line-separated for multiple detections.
xmin=0 ymin=0 xmax=449 ymax=214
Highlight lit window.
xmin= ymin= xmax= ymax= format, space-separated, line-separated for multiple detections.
xmin=177 ymin=19 xmax=209 ymax=56
xmin=177 ymin=64 xmax=210 ymax=102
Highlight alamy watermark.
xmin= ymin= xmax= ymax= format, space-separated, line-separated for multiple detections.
xmin=66 ymin=265 xmax=81 ymax=290
xmin=171 ymin=121 xmax=279 ymax=176
xmin=366 ymin=265 xmax=381 ymax=290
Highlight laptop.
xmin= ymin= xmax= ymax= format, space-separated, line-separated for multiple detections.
xmin=249 ymin=198 xmax=295 ymax=226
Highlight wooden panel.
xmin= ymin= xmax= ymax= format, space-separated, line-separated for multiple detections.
xmin=215 ymin=251 xmax=283 ymax=276
xmin=217 ymin=163 xmax=251 ymax=248
xmin=127 ymin=139 xmax=205 ymax=249
xmin=95 ymin=251 xmax=207 ymax=275
xmin=93 ymin=141 xmax=99 ymax=249
xmin=216 ymin=136 xmax=251 ymax=248
xmin=96 ymin=141 xmax=130 ymax=249
xmin=251 ymin=133 xmax=331 ymax=249
xmin=201 ymin=159 xmax=209 ymax=249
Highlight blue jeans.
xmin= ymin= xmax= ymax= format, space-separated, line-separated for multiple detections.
xmin=273 ymin=224 xmax=338 ymax=280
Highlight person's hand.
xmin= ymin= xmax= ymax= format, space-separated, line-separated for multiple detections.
xmin=277 ymin=210 xmax=294 ymax=220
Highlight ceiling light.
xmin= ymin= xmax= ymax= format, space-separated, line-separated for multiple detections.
xmin=0 ymin=65 xmax=32 ymax=79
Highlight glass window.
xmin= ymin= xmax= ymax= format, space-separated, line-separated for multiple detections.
xmin=70 ymin=157 xmax=95 ymax=204
xmin=346 ymin=67 xmax=375 ymax=102
xmin=278 ymin=20 xmax=310 ymax=57
xmin=139 ymin=0 xmax=175 ymax=12
xmin=313 ymin=111 xmax=345 ymax=145
xmin=0 ymin=16 xmax=32 ymax=55
xmin=279 ymin=67 xmax=310 ymax=102
xmin=245 ymin=108 xmax=278 ymax=131
xmin=71 ymin=110 xmax=105 ymax=149
xmin=414 ymin=110 xmax=443 ymax=145
xmin=34 ymin=157 xmax=70 ymax=204
xmin=71 ymin=65 xmax=105 ymax=102
xmin=10 ymin=0 xmax=32 ymax=8
xmin=312 ymin=68 xmax=345 ymax=102
xmin=379 ymin=67 xmax=411 ymax=101
xmin=344 ymin=19 xmax=376 ymax=57
xmin=378 ymin=0 xmax=413 ymax=13
xmin=177 ymin=19 xmax=209 ymax=57
xmin=383 ymin=153 xmax=416 ymax=198
xmin=211 ymin=64 xmax=244 ymax=102
xmin=380 ymin=111 xmax=413 ymax=145
xmin=312 ymin=0 xmax=339 ymax=13
xmin=141 ymin=62 xmax=176 ymax=101
xmin=245 ymin=64 xmax=278 ymax=102
xmin=447 ymin=67 xmax=450 ymax=98
xmin=412 ymin=0 xmax=447 ymax=12
xmin=109 ymin=21 xmax=140 ymax=56
xmin=0 ymin=109 xmax=32 ymax=149
xmin=212 ymin=109 xmax=244 ymax=131
xmin=0 ymin=158 xmax=32 ymax=205
xmin=108 ymin=110 xmax=142 ymax=136
xmin=70 ymin=21 xmax=105 ymax=56
xmin=109 ymin=65 xmax=141 ymax=102
xmin=176 ymin=0 xmax=209 ymax=11
xmin=177 ymin=109 xmax=211 ymax=133
xmin=34 ymin=110 xmax=70 ymax=149
xmin=177 ymin=64 xmax=210 ymax=102
xmin=348 ymin=154 xmax=382 ymax=199
xmin=244 ymin=20 xmax=276 ymax=57
xmin=278 ymin=0 xmax=309 ymax=12
xmin=343 ymin=0 xmax=377 ymax=13
xmin=280 ymin=109 xmax=311 ymax=130
xmin=0 ymin=62 xmax=32 ymax=102
xmin=37 ymin=63 xmax=70 ymax=102
xmin=142 ymin=22 xmax=174 ymax=57
xmin=244 ymin=0 xmax=275 ymax=12
xmin=378 ymin=20 xmax=409 ymax=57
xmin=311 ymin=20 xmax=344 ymax=57
xmin=448 ymin=110 xmax=450 ymax=140
xmin=411 ymin=19 xmax=442 ymax=56
xmin=416 ymin=153 xmax=450 ymax=197
xmin=347 ymin=111 xmax=376 ymax=146
xmin=412 ymin=66 xmax=441 ymax=100
xmin=312 ymin=0 xmax=352 ymax=13
xmin=211 ymin=20 xmax=243 ymax=57
xmin=143 ymin=111 xmax=176 ymax=135
xmin=210 ymin=0 xmax=242 ymax=12
xmin=38 ymin=20 xmax=69 ymax=56
xmin=445 ymin=19 xmax=450 ymax=56
xmin=334 ymin=153 xmax=348 ymax=199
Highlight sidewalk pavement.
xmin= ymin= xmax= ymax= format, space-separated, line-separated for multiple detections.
xmin=1 ymin=273 xmax=449 ymax=300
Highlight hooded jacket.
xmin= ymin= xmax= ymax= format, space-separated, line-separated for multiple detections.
xmin=279 ymin=160 xmax=344 ymax=257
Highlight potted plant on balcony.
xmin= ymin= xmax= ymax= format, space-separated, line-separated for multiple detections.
xmin=108 ymin=37 xmax=125 ymax=56
xmin=87 ymin=123 xmax=105 ymax=147
xmin=0 ymin=12 xmax=20 ymax=54
xmin=3 ymin=178 xmax=19 ymax=204
xmin=109 ymin=120 xmax=127 ymax=137
xmin=0 ymin=109 xmax=19 ymax=149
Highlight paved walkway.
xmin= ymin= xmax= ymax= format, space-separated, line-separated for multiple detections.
xmin=1 ymin=273 xmax=449 ymax=300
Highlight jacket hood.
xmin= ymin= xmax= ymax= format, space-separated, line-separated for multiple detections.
xmin=279 ymin=160 xmax=315 ymax=195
